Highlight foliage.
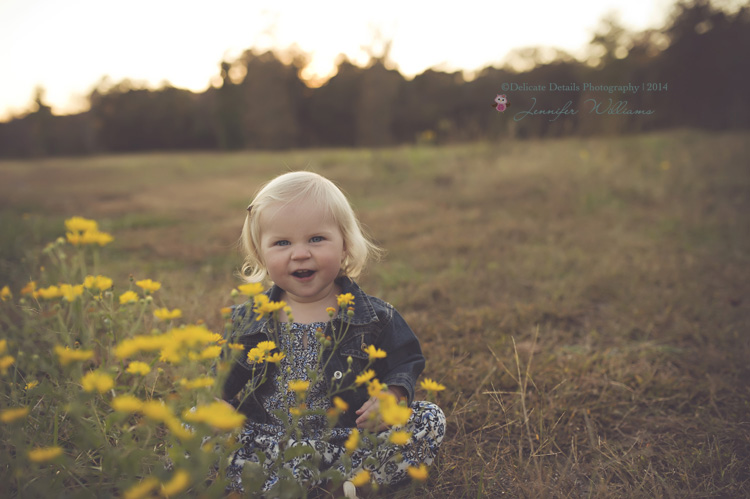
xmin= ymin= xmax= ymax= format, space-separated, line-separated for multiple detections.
xmin=1 ymin=0 xmax=749 ymax=156
xmin=0 ymin=218 xmax=440 ymax=497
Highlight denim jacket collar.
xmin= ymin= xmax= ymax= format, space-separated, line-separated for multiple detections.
xmin=235 ymin=276 xmax=379 ymax=338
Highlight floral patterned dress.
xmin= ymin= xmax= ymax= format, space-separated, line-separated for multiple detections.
xmin=226 ymin=322 xmax=445 ymax=493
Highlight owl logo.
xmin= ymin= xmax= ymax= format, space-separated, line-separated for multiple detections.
xmin=493 ymin=94 xmax=510 ymax=112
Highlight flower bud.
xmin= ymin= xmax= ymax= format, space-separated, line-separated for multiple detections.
xmin=347 ymin=356 xmax=353 ymax=365
xmin=230 ymin=289 xmax=239 ymax=298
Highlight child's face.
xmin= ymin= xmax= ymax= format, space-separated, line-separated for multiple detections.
xmin=258 ymin=197 xmax=346 ymax=305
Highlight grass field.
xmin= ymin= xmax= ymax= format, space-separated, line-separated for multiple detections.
xmin=1 ymin=129 xmax=749 ymax=497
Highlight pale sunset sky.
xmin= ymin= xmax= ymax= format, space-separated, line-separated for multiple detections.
xmin=0 ymin=0 xmax=672 ymax=121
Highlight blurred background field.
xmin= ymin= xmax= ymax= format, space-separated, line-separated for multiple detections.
xmin=1 ymin=128 xmax=749 ymax=496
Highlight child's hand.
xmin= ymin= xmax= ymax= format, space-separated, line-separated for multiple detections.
xmin=354 ymin=386 xmax=407 ymax=432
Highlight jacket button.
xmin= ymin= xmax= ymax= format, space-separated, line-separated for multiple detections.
xmin=333 ymin=371 xmax=343 ymax=379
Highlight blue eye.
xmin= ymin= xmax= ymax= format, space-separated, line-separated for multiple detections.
xmin=274 ymin=240 xmax=290 ymax=246
xmin=310 ymin=236 xmax=324 ymax=243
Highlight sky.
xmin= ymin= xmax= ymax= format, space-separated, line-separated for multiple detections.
xmin=0 ymin=0 xmax=673 ymax=121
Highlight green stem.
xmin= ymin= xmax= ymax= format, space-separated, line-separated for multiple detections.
xmin=77 ymin=248 xmax=88 ymax=280
xmin=53 ymin=407 xmax=59 ymax=445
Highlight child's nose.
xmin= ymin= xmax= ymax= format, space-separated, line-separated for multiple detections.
xmin=291 ymin=245 xmax=311 ymax=259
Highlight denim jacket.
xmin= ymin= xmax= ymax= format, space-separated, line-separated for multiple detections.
xmin=222 ymin=277 xmax=425 ymax=428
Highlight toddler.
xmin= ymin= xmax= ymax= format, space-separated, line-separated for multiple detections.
xmin=222 ymin=171 xmax=445 ymax=496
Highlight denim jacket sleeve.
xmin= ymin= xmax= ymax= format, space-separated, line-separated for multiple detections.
xmin=368 ymin=297 xmax=425 ymax=405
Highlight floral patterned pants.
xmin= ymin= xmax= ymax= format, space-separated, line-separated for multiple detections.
xmin=226 ymin=400 xmax=446 ymax=493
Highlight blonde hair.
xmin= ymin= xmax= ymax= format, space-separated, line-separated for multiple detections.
xmin=239 ymin=171 xmax=381 ymax=283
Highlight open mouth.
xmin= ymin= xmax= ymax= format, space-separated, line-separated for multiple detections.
xmin=292 ymin=270 xmax=315 ymax=278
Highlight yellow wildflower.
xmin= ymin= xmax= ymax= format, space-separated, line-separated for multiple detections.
xmin=389 ymin=430 xmax=412 ymax=445
xmin=60 ymin=284 xmax=84 ymax=302
xmin=407 ymin=464 xmax=429 ymax=482
xmin=20 ymin=281 xmax=37 ymax=296
xmin=227 ymin=343 xmax=245 ymax=351
xmin=337 ymin=293 xmax=355 ymax=307
xmin=160 ymin=469 xmax=190 ymax=497
xmin=0 ymin=285 xmax=11 ymax=301
xmin=1 ymin=406 xmax=30 ymax=423
xmin=141 ymin=400 xmax=173 ymax=422
xmin=420 ymin=378 xmax=446 ymax=392
xmin=112 ymin=395 xmax=144 ymax=413
xmin=179 ymin=377 xmax=215 ymax=389
xmin=65 ymin=232 xmax=82 ymax=245
xmin=326 ymin=307 xmax=336 ymax=316
xmin=126 ymin=361 xmax=151 ymax=376
xmin=114 ymin=334 xmax=167 ymax=359
xmin=344 ymin=428 xmax=359 ymax=454
xmin=0 ymin=339 xmax=6 ymax=354
xmin=169 ymin=325 xmax=221 ymax=347
xmin=333 ymin=397 xmax=349 ymax=412
xmin=197 ymin=345 xmax=222 ymax=360
xmin=288 ymin=380 xmax=310 ymax=392
xmin=37 ymin=285 xmax=62 ymax=300
xmin=350 ymin=470 xmax=371 ymax=487
xmin=364 ymin=344 xmax=387 ymax=359
xmin=367 ymin=379 xmax=386 ymax=398
xmin=67 ymin=229 xmax=113 ymax=246
xmin=25 ymin=380 xmax=39 ymax=390
xmin=119 ymin=290 xmax=139 ymax=305
xmin=154 ymin=307 xmax=182 ymax=320
xmin=354 ymin=369 xmax=375 ymax=385
xmin=83 ymin=275 xmax=113 ymax=292
xmin=123 ymin=477 xmax=159 ymax=499
xmin=246 ymin=347 xmax=266 ymax=363
xmin=28 ymin=446 xmax=63 ymax=463
xmin=237 ymin=282 xmax=264 ymax=297
xmin=265 ymin=351 xmax=285 ymax=363
xmin=89 ymin=230 xmax=114 ymax=246
xmin=0 ymin=355 xmax=15 ymax=374
xmin=65 ymin=216 xmax=98 ymax=233
xmin=256 ymin=340 xmax=277 ymax=352
xmin=379 ymin=392 xmax=412 ymax=427
xmin=252 ymin=294 xmax=287 ymax=320
xmin=119 ymin=325 xmax=220 ymax=364
xmin=220 ymin=306 xmax=232 ymax=317
xmin=183 ymin=401 xmax=246 ymax=431
xmin=135 ymin=279 xmax=161 ymax=293
xmin=54 ymin=345 xmax=94 ymax=366
xmin=81 ymin=371 xmax=114 ymax=394
xmin=289 ymin=404 xmax=305 ymax=416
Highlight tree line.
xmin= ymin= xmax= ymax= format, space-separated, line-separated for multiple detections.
xmin=0 ymin=0 xmax=747 ymax=157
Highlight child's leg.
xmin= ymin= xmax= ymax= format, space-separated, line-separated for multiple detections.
xmin=227 ymin=430 xmax=283 ymax=492
xmin=348 ymin=401 xmax=446 ymax=487
xmin=378 ymin=400 xmax=446 ymax=485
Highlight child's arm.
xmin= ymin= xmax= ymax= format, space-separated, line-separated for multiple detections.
xmin=371 ymin=307 xmax=425 ymax=405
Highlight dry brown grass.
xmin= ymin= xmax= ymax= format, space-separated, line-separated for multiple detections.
xmin=1 ymin=129 xmax=749 ymax=497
